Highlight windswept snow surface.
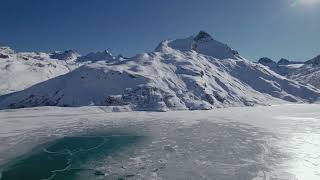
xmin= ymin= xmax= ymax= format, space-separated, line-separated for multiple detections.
xmin=0 ymin=104 xmax=319 ymax=179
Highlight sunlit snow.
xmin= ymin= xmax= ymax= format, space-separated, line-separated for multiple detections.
xmin=0 ymin=104 xmax=319 ymax=180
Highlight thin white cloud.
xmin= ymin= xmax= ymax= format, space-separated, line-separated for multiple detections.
xmin=289 ymin=0 xmax=320 ymax=7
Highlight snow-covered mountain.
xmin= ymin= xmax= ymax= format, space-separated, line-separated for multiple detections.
xmin=0 ymin=31 xmax=319 ymax=111
xmin=49 ymin=50 xmax=80 ymax=62
xmin=305 ymin=55 xmax=320 ymax=66
xmin=288 ymin=57 xmax=320 ymax=89
xmin=289 ymin=65 xmax=320 ymax=89
xmin=0 ymin=47 xmax=79 ymax=95
xmin=76 ymin=50 xmax=116 ymax=63
xmin=156 ymin=31 xmax=241 ymax=60
xmin=258 ymin=55 xmax=320 ymax=89
xmin=258 ymin=57 xmax=292 ymax=76
xmin=277 ymin=58 xmax=303 ymax=65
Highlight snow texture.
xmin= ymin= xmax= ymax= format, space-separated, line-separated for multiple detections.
xmin=0 ymin=31 xmax=319 ymax=111
xmin=0 ymin=104 xmax=319 ymax=179
xmin=0 ymin=47 xmax=79 ymax=95
xmin=258 ymin=55 xmax=320 ymax=89
xmin=0 ymin=51 xmax=318 ymax=111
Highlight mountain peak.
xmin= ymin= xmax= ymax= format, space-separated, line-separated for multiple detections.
xmin=305 ymin=55 xmax=320 ymax=66
xmin=76 ymin=50 xmax=115 ymax=63
xmin=258 ymin=57 xmax=276 ymax=65
xmin=50 ymin=50 xmax=80 ymax=61
xmin=194 ymin=31 xmax=213 ymax=41
xmin=155 ymin=31 xmax=241 ymax=60
xmin=278 ymin=58 xmax=290 ymax=65
xmin=0 ymin=46 xmax=15 ymax=55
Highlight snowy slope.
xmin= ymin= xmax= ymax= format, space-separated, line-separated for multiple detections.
xmin=0 ymin=32 xmax=319 ymax=111
xmin=305 ymin=55 xmax=320 ymax=66
xmin=290 ymin=55 xmax=320 ymax=88
xmin=0 ymin=104 xmax=319 ymax=179
xmin=258 ymin=55 xmax=320 ymax=89
xmin=0 ymin=47 xmax=80 ymax=95
xmin=289 ymin=64 xmax=320 ymax=89
xmin=257 ymin=57 xmax=292 ymax=76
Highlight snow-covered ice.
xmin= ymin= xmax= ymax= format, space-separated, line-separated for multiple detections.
xmin=0 ymin=104 xmax=319 ymax=179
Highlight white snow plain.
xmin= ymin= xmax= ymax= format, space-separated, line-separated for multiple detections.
xmin=0 ymin=104 xmax=319 ymax=180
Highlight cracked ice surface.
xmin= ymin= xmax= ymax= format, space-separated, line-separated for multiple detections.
xmin=0 ymin=104 xmax=319 ymax=179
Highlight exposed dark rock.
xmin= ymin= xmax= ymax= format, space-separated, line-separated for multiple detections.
xmin=0 ymin=54 xmax=9 ymax=59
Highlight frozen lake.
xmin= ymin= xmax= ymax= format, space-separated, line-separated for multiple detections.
xmin=0 ymin=104 xmax=319 ymax=180
xmin=1 ymin=136 xmax=142 ymax=180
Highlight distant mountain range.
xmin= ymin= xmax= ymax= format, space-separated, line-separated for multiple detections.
xmin=0 ymin=31 xmax=319 ymax=111
xmin=258 ymin=55 xmax=320 ymax=88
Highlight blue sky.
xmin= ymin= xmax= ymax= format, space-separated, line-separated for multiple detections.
xmin=1 ymin=0 xmax=320 ymax=61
